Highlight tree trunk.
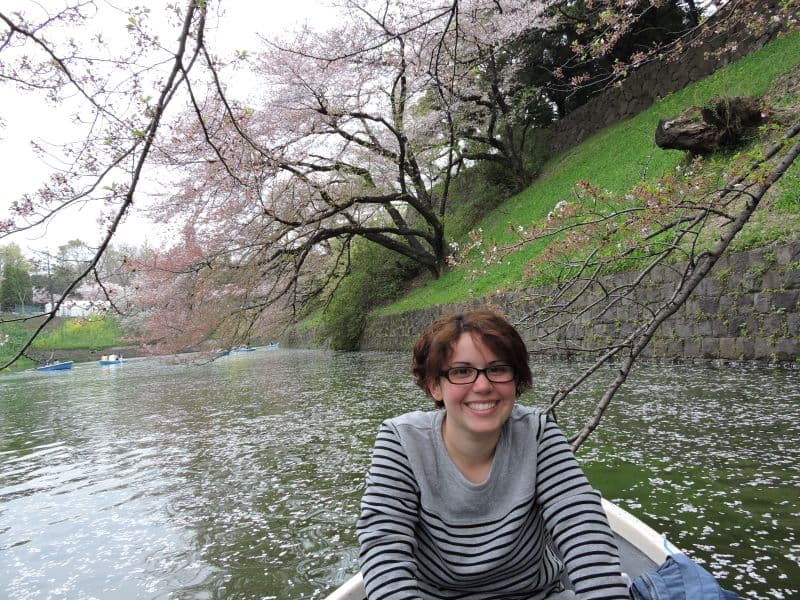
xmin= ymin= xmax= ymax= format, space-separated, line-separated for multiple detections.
xmin=655 ymin=96 xmax=764 ymax=153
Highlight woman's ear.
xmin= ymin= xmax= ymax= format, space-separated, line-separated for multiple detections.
xmin=429 ymin=378 xmax=443 ymax=402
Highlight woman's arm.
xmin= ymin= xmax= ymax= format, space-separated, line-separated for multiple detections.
xmin=536 ymin=417 xmax=630 ymax=599
xmin=357 ymin=421 xmax=422 ymax=600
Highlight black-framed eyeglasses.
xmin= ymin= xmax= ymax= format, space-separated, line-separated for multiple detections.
xmin=440 ymin=365 xmax=515 ymax=385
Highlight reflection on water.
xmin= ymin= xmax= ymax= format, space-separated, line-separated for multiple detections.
xmin=1 ymin=351 xmax=798 ymax=599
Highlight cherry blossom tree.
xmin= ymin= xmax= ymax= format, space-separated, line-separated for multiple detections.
xmin=130 ymin=0 xmax=559 ymax=351
xmin=2 ymin=0 xmax=795 ymax=366
xmin=0 ymin=0 xmax=212 ymax=365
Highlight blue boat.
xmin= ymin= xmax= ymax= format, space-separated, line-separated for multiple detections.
xmin=36 ymin=360 xmax=74 ymax=372
xmin=98 ymin=354 xmax=124 ymax=366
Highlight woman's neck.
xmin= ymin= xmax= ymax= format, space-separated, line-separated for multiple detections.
xmin=441 ymin=416 xmax=500 ymax=484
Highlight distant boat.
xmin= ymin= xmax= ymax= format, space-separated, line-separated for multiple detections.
xmin=36 ymin=361 xmax=74 ymax=372
xmin=97 ymin=354 xmax=124 ymax=366
xmin=264 ymin=343 xmax=279 ymax=350
xmin=230 ymin=347 xmax=255 ymax=353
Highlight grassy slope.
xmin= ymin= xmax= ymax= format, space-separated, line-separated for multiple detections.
xmin=0 ymin=315 xmax=129 ymax=372
xmin=380 ymin=29 xmax=800 ymax=315
xmin=31 ymin=316 xmax=127 ymax=351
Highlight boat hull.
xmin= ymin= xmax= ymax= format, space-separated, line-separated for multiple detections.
xmin=36 ymin=361 xmax=74 ymax=371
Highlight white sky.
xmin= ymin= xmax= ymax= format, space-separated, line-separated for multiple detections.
xmin=0 ymin=0 xmax=337 ymax=256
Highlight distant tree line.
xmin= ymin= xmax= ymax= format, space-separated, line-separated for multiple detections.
xmin=0 ymin=240 xmax=141 ymax=313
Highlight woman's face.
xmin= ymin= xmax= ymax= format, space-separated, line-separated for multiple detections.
xmin=430 ymin=332 xmax=516 ymax=441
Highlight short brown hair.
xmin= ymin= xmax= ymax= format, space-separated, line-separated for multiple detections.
xmin=411 ymin=307 xmax=532 ymax=407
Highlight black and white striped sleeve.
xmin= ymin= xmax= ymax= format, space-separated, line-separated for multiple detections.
xmin=357 ymin=421 xmax=422 ymax=600
xmin=536 ymin=417 xmax=630 ymax=599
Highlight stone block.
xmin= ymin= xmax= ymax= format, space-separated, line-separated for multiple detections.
xmin=773 ymin=290 xmax=799 ymax=312
xmin=674 ymin=321 xmax=695 ymax=339
xmin=762 ymin=270 xmax=782 ymax=290
xmin=787 ymin=314 xmax=800 ymax=337
xmin=775 ymin=243 xmax=800 ymax=265
xmin=708 ymin=319 xmax=729 ymax=337
xmin=754 ymin=337 xmax=775 ymax=360
xmin=754 ymin=293 xmax=773 ymax=313
xmin=718 ymin=296 xmax=737 ymax=314
xmin=774 ymin=339 xmax=798 ymax=361
xmin=784 ymin=267 xmax=800 ymax=290
xmin=726 ymin=316 xmax=747 ymax=336
xmin=761 ymin=313 xmax=787 ymax=335
xmin=694 ymin=319 xmax=714 ymax=336
xmin=697 ymin=296 xmax=720 ymax=314
xmin=666 ymin=340 xmax=684 ymax=357
xmin=683 ymin=338 xmax=702 ymax=357
xmin=729 ymin=253 xmax=750 ymax=273
xmin=695 ymin=278 xmax=722 ymax=296
xmin=740 ymin=273 xmax=763 ymax=293
xmin=736 ymin=292 xmax=756 ymax=310
xmin=739 ymin=339 xmax=756 ymax=360
xmin=718 ymin=337 xmax=738 ymax=360
xmin=700 ymin=338 xmax=720 ymax=359
xmin=648 ymin=340 xmax=667 ymax=357
xmin=684 ymin=297 xmax=700 ymax=315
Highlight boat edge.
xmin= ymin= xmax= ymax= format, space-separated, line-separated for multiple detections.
xmin=323 ymin=500 xmax=681 ymax=600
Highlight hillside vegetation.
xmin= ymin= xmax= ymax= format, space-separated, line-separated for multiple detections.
xmin=380 ymin=29 xmax=800 ymax=316
xmin=4 ymin=33 xmax=799 ymax=360
xmin=0 ymin=315 xmax=128 ymax=372
xmin=304 ymin=28 xmax=800 ymax=348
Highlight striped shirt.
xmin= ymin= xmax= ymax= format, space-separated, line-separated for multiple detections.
xmin=357 ymin=405 xmax=630 ymax=599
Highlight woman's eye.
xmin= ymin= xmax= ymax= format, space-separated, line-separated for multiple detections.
xmin=450 ymin=367 xmax=473 ymax=377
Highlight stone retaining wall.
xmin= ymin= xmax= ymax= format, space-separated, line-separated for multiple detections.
xmin=356 ymin=242 xmax=800 ymax=363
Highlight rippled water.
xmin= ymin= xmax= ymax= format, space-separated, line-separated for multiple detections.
xmin=1 ymin=350 xmax=798 ymax=599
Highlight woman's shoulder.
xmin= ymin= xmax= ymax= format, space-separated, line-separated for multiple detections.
xmin=376 ymin=411 xmax=443 ymax=468
xmin=385 ymin=409 xmax=440 ymax=431
xmin=506 ymin=404 xmax=549 ymax=436
xmin=510 ymin=403 xmax=545 ymax=421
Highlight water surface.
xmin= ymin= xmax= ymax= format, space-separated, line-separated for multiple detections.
xmin=1 ymin=350 xmax=797 ymax=598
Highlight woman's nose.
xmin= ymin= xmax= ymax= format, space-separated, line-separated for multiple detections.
xmin=472 ymin=370 xmax=493 ymax=389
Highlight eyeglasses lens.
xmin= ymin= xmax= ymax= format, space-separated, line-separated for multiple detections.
xmin=445 ymin=366 xmax=514 ymax=384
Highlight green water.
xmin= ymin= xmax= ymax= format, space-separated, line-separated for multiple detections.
xmin=1 ymin=350 xmax=797 ymax=598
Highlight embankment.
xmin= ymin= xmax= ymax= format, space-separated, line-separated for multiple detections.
xmin=359 ymin=241 xmax=800 ymax=363
xmin=283 ymin=241 xmax=800 ymax=364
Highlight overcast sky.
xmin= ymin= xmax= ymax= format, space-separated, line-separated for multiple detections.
xmin=0 ymin=0 xmax=336 ymax=255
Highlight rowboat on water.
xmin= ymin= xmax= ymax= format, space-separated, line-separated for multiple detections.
xmin=231 ymin=346 xmax=256 ymax=353
xmin=98 ymin=354 xmax=124 ymax=365
xmin=36 ymin=360 xmax=74 ymax=372
xmin=324 ymin=498 xmax=679 ymax=600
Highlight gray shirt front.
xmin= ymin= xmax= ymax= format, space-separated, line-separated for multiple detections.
xmin=357 ymin=404 xmax=630 ymax=599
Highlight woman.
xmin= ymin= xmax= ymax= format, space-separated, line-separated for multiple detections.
xmin=357 ymin=308 xmax=629 ymax=599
